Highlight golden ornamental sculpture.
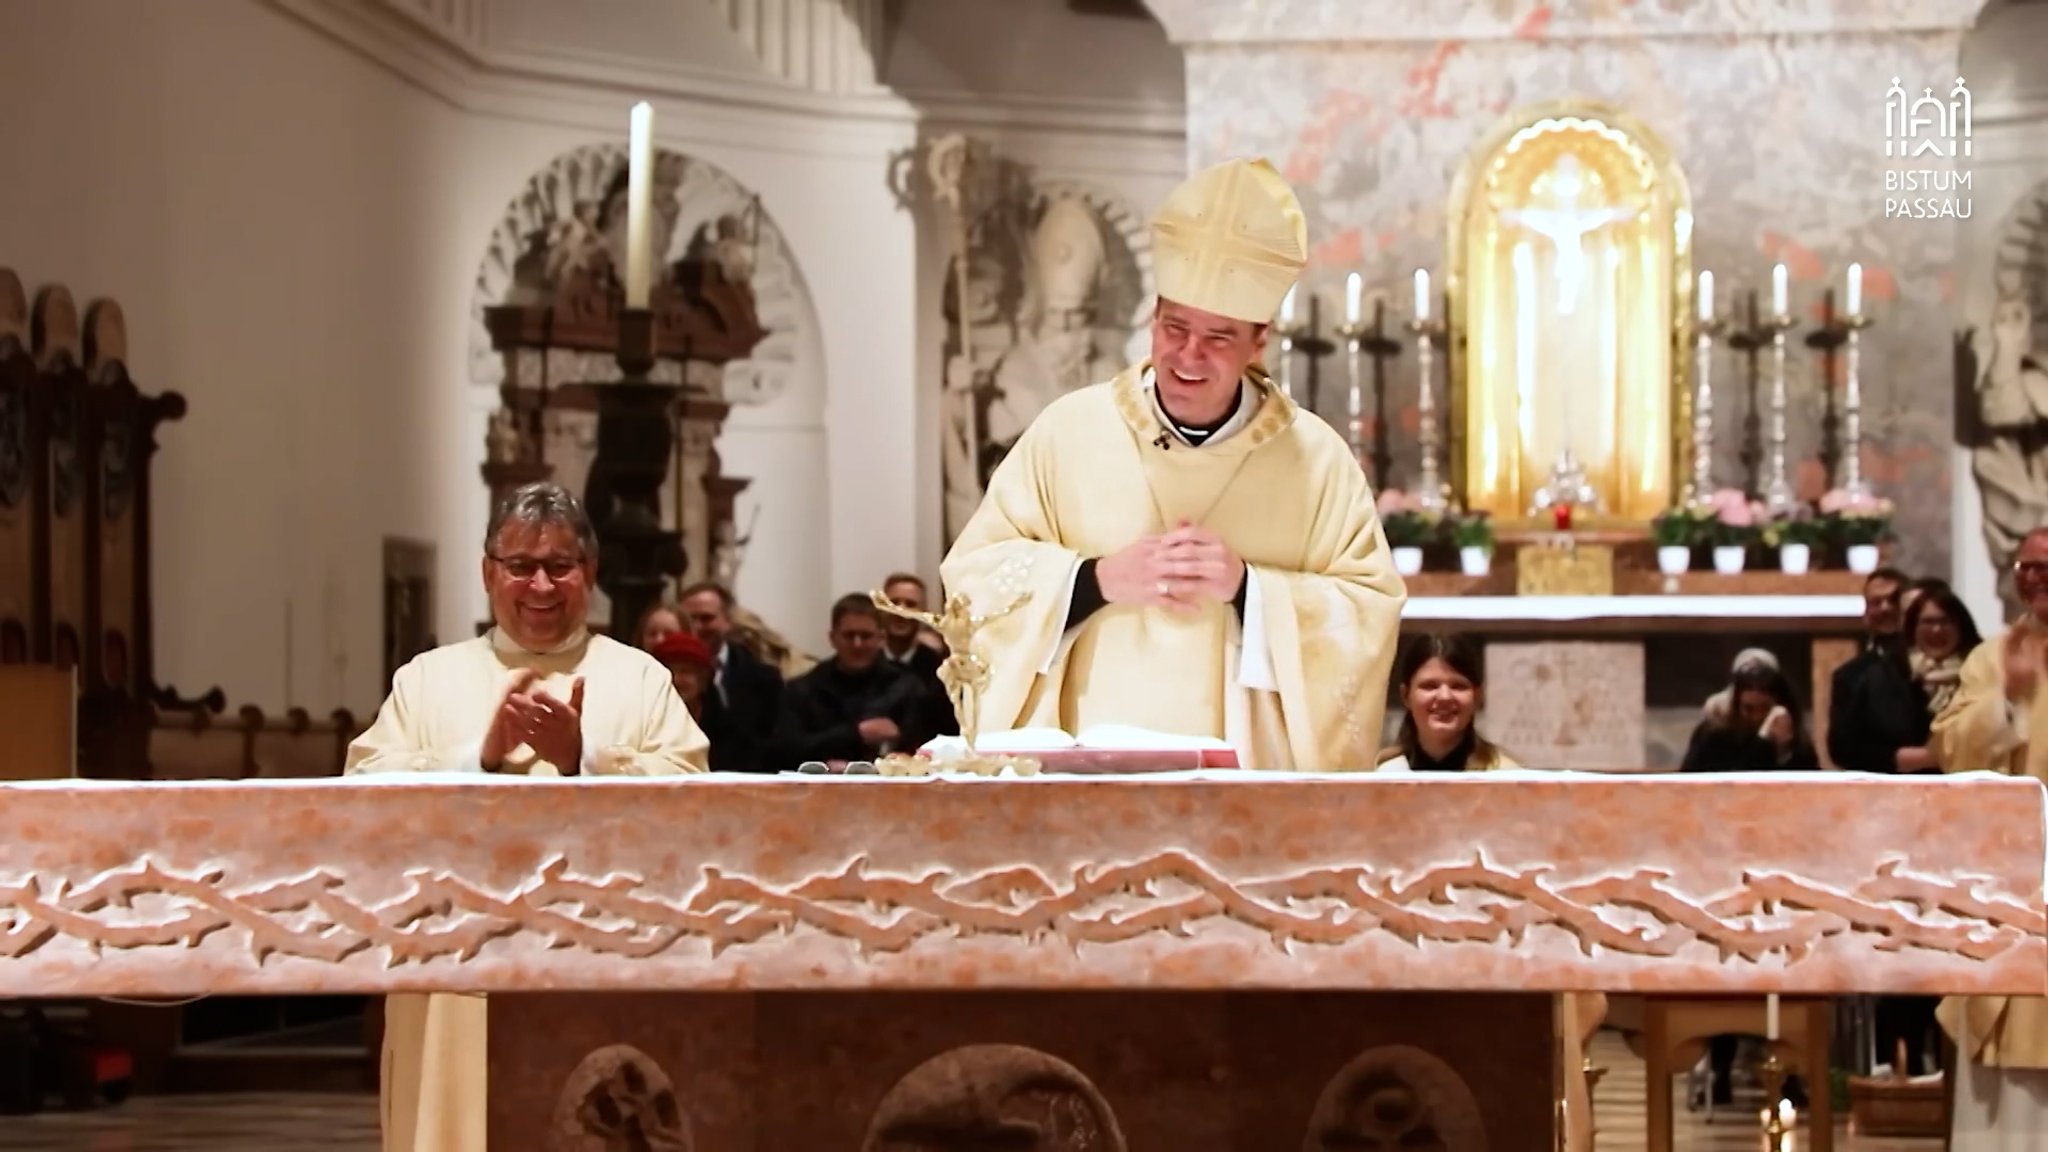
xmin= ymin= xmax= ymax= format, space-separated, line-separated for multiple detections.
xmin=867 ymin=588 xmax=1041 ymax=777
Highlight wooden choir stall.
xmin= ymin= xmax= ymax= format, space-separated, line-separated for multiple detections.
xmin=0 ymin=771 xmax=2039 ymax=1150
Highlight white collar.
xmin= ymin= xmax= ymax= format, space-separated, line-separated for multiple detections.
xmin=489 ymin=626 xmax=590 ymax=656
xmin=1142 ymin=370 xmax=1259 ymax=447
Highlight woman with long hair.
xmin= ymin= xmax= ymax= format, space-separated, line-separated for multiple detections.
xmin=1681 ymin=663 xmax=1819 ymax=773
xmin=1376 ymin=634 xmax=1517 ymax=772
xmin=1906 ymin=586 xmax=1982 ymax=719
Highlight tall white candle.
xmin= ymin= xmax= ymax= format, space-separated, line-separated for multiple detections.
xmin=1771 ymin=263 xmax=1788 ymax=318
xmin=1846 ymin=262 xmax=1863 ymax=317
xmin=1280 ymin=284 xmax=1298 ymax=326
xmin=1345 ymin=273 xmax=1363 ymax=325
xmin=1698 ymin=270 xmax=1714 ymax=322
xmin=625 ymin=101 xmax=655 ymax=308
xmin=1766 ymin=993 xmax=1780 ymax=1041
xmin=1413 ymin=268 xmax=1431 ymax=321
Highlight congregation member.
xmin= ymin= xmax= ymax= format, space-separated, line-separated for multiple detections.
xmin=1700 ymin=648 xmax=1780 ymax=726
xmin=941 ymin=157 xmax=1406 ymax=770
xmin=1680 ymin=662 xmax=1819 ymax=773
xmin=649 ymin=628 xmax=716 ymax=723
xmin=1374 ymin=634 xmax=1517 ymax=772
xmin=344 ymin=481 xmax=708 ymax=1152
xmin=772 ymin=593 xmax=940 ymax=768
xmin=635 ymin=600 xmax=685 ymax=650
xmin=678 ymin=580 xmax=783 ymax=772
xmin=1827 ymin=567 xmax=1927 ymax=773
xmin=1930 ymin=527 xmax=2048 ymax=1149
xmin=877 ymin=571 xmax=957 ymax=735
xmin=1905 ymin=584 xmax=1983 ymax=729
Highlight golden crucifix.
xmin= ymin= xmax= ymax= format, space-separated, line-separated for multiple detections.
xmin=868 ymin=589 xmax=1025 ymax=756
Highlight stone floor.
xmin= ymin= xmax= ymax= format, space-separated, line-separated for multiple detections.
xmin=0 ymin=1030 xmax=1944 ymax=1150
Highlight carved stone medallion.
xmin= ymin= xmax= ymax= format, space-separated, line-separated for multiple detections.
xmin=549 ymin=1044 xmax=693 ymax=1152
xmin=862 ymin=1043 xmax=1128 ymax=1152
xmin=1303 ymin=1045 xmax=1486 ymax=1152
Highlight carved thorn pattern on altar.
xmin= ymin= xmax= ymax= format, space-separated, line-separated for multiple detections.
xmin=0 ymin=852 xmax=2039 ymax=967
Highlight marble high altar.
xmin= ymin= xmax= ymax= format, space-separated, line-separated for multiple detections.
xmin=0 ymin=772 xmax=2041 ymax=1149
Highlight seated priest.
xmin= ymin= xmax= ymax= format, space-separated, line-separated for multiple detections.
xmin=1929 ymin=526 xmax=2048 ymax=1149
xmin=345 ymin=481 xmax=709 ymax=1152
xmin=1374 ymin=634 xmax=1518 ymax=772
xmin=772 ymin=593 xmax=940 ymax=768
xmin=939 ymin=157 xmax=1406 ymax=770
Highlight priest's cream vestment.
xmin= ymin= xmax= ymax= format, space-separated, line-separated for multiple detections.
xmin=941 ymin=365 xmax=1407 ymax=770
xmin=1928 ymin=621 xmax=2048 ymax=1149
xmin=345 ymin=629 xmax=708 ymax=1152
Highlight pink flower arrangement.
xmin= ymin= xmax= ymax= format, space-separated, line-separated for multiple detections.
xmin=1376 ymin=487 xmax=1419 ymax=516
xmin=1707 ymin=487 xmax=1765 ymax=529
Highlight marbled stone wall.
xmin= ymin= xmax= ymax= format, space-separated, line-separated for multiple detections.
xmin=1149 ymin=0 xmax=1991 ymax=579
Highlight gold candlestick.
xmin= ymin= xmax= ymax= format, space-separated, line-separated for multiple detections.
xmin=868 ymin=588 xmax=1040 ymax=777
xmin=1758 ymin=1049 xmax=1792 ymax=1151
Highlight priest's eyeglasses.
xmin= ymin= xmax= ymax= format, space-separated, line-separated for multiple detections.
xmin=490 ymin=554 xmax=584 ymax=583
xmin=2015 ymin=561 xmax=2048 ymax=578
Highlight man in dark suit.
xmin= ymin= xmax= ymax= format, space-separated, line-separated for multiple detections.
xmin=1826 ymin=567 xmax=1931 ymax=774
xmin=678 ymin=581 xmax=783 ymax=773
xmin=876 ymin=571 xmax=957 ymax=735
xmin=773 ymin=594 xmax=940 ymax=769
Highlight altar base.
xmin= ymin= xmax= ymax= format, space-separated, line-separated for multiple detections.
xmin=490 ymin=990 xmax=1553 ymax=1150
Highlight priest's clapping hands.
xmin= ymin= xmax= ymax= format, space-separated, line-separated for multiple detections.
xmin=1097 ymin=521 xmax=1246 ymax=611
xmin=481 ymin=669 xmax=586 ymax=773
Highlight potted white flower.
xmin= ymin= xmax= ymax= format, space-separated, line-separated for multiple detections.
xmin=1651 ymin=506 xmax=1703 ymax=575
xmin=1765 ymin=507 xmax=1823 ymax=575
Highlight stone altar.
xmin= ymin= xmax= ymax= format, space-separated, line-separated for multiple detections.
xmin=0 ymin=773 xmax=2040 ymax=1149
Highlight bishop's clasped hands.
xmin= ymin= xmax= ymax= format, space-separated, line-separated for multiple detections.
xmin=1096 ymin=520 xmax=1246 ymax=611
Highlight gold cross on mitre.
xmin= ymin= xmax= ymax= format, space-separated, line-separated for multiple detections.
xmin=1149 ymin=158 xmax=1309 ymax=325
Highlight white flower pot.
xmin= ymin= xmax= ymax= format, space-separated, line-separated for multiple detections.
xmin=1459 ymin=545 xmax=1492 ymax=577
xmin=1713 ymin=545 xmax=1747 ymax=574
xmin=1779 ymin=543 xmax=1811 ymax=575
xmin=1847 ymin=543 xmax=1880 ymax=574
xmin=1393 ymin=547 xmax=1424 ymax=576
xmin=1657 ymin=545 xmax=1692 ymax=575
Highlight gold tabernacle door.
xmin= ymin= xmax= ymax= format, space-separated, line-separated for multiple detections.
xmin=1446 ymin=101 xmax=1694 ymax=522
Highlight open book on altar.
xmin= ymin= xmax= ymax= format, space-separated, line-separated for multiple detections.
xmin=919 ymin=725 xmax=1240 ymax=772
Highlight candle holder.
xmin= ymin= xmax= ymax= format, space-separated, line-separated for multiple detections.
xmin=1758 ymin=1050 xmax=1792 ymax=1151
xmin=1761 ymin=306 xmax=1799 ymax=516
xmin=1686 ymin=310 xmax=1727 ymax=508
xmin=1273 ymin=295 xmax=1336 ymax=416
xmin=1815 ymin=303 xmax=1875 ymax=500
xmin=1406 ymin=312 xmax=1448 ymax=513
xmin=590 ymin=306 xmax=687 ymax=638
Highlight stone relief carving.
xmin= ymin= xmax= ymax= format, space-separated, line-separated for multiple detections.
xmin=862 ymin=1044 xmax=1127 ymax=1152
xmin=3 ymin=849 xmax=2037 ymax=973
xmin=1302 ymin=1045 xmax=1486 ymax=1152
xmin=550 ymin=1044 xmax=693 ymax=1152
xmin=1965 ymin=184 xmax=2048 ymax=602
xmin=469 ymin=142 xmax=807 ymax=407
xmin=940 ymin=168 xmax=1152 ymax=540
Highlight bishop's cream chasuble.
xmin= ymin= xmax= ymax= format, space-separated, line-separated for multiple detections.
xmin=941 ymin=363 xmax=1407 ymax=771
xmin=344 ymin=629 xmax=708 ymax=1152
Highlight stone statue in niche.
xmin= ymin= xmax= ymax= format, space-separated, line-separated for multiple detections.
xmin=1967 ymin=203 xmax=2048 ymax=601
xmin=549 ymin=1044 xmax=693 ymax=1152
xmin=939 ymin=176 xmax=1150 ymax=541
xmin=861 ymin=1043 xmax=1127 ymax=1152
xmin=470 ymin=142 xmax=809 ymax=408
xmin=1302 ymin=1045 xmax=1487 ymax=1152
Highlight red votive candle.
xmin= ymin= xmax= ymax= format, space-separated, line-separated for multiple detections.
xmin=1553 ymin=503 xmax=1573 ymax=531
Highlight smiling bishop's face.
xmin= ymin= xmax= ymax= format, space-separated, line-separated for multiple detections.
xmin=1149 ymin=297 xmax=1268 ymax=426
